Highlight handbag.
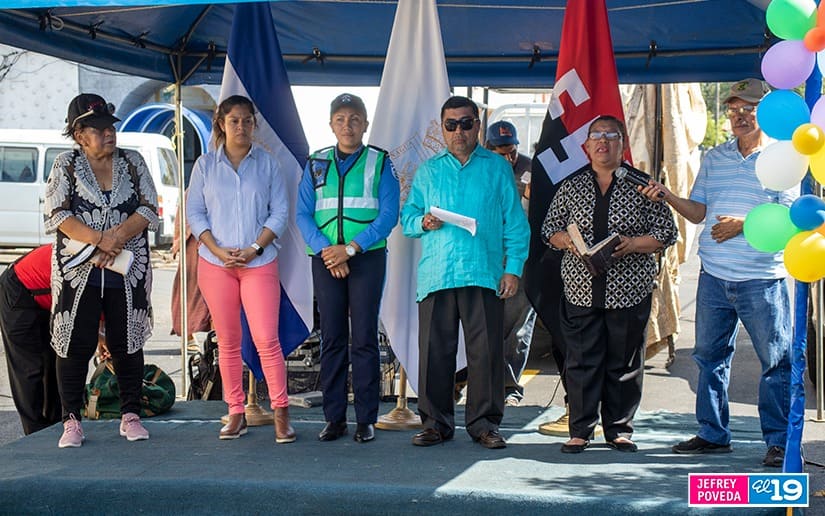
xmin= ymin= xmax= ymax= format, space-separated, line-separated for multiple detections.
xmin=84 ymin=359 xmax=176 ymax=419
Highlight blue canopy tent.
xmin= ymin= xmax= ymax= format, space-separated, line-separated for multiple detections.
xmin=0 ymin=0 xmax=772 ymax=87
xmin=1 ymin=0 xmax=819 ymax=454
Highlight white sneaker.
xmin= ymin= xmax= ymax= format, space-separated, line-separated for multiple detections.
xmin=119 ymin=412 xmax=149 ymax=441
xmin=58 ymin=414 xmax=85 ymax=448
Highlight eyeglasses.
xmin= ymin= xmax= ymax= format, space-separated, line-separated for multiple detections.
xmin=588 ymin=131 xmax=622 ymax=141
xmin=443 ymin=117 xmax=478 ymax=132
xmin=725 ymin=105 xmax=756 ymax=117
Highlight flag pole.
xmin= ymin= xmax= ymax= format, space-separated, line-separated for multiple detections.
xmin=174 ymin=63 xmax=188 ymax=399
xmin=220 ymin=374 xmax=272 ymax=426
xmin=376 ymin=366 xmax=422 ymax=430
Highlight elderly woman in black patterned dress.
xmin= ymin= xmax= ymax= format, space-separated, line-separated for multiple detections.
xmin=542 ymin=115 xmax=677 ymax=454
xmin=44 ymin=94 xmax=158 ymax=448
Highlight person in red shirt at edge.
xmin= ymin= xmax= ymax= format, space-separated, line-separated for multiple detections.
xmin=0 ymin=245 xmax=61 ymax=435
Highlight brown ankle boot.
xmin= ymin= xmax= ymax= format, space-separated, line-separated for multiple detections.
xmin=219 ymin=413 xmax=247 ymax=440
xmin=274 ymin=407 xmax=296 ymax=444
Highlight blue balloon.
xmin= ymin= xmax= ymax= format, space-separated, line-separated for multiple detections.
xmin=790 ymin=194 xmax=825 ymax=230
xmin=757 ymin=90 xmax=811 ymax=140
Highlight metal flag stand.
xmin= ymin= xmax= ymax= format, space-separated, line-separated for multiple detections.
xmin=220 ymin=373 xmax=272 ymax=426
xmin=376 ymin=366 xmax=422 ymax=430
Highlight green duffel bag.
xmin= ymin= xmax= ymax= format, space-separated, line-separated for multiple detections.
xmin=84 ymin=359 xmax=176 ymax=420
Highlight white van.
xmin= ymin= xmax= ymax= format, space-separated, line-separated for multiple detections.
xmin=0 ymin=129 xmax=179 ymax=247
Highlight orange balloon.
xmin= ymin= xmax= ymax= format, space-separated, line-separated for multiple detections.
xmin=819 ymin=3 xmax=825 ymax=28
xmin=804 ymin=26 xmax=825 ymax=52
xmin=817 ymin=222 xmax=825 ymax=237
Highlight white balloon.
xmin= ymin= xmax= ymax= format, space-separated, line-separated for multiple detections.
xmin=755 ymin=141 xmax=809 ymax=191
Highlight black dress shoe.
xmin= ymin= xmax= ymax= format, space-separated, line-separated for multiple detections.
xmin=318 ymin=421 xmax=348 ymax=441
xmin=353 ymin=423 xmax=375 ymax=443
xmin=607 ymin=439 xmax=638 ymax=453
xmin=412 ymin=428 xmax=446 ymax=447
xmin=475 ymin=430 xmax=507 ymax=449
xmin=561 ymin=440 xmax=590 ymax=454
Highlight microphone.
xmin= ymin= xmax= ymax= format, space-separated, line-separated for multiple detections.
xmin=616 ymin=167 xmax=664 ymax=198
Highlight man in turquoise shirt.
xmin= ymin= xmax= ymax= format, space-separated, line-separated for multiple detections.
xmin=401 ymin=96 xmax=529 ymax=449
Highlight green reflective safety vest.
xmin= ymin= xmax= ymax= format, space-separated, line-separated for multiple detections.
xmin=310 ymin=145 xmax=386 ymax=253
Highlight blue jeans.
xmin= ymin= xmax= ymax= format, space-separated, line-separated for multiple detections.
xmin=693 ymin=269 xmax=791 ymax=448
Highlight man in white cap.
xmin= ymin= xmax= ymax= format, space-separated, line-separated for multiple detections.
xmin=643 ymin=78 xmax=795 ymax=467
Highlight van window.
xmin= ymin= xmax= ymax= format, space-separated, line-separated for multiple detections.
xmin=45 ymin=147 xmax=71 ymax=181
xmin=0 ymin=146 xmax=38 ymax=183
xmin=158 ymin=148 xmax=179 ymax=187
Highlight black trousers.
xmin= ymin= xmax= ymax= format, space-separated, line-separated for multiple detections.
xmin=0 ymin=267 xmax=60 ymax=434
xmin=313 ymin=249 xmax=386 ymax=424
xmin=418 ymin=287 xmax=504 ymax=439
xmin=562 ymin=295 xmax=652 ymax=441
xmin=56 ymin=283 xmax=144 ymax=421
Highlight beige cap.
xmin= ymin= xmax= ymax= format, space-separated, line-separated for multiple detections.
xmin=723 ymin=78 xmax=770 ymax=104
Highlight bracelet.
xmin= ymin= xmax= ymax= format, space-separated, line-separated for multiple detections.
xmin=95 ymin=231 xmax=104 ymax=246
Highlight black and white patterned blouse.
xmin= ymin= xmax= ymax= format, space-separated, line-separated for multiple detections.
xmin=542 ymin=165 xmax=677 ymax=309
xmin=44 ymin=147 xmax=159 ymax=358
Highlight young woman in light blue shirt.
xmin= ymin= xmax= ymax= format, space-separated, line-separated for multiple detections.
xmin=187 ymin=95 xmax=295 ymax=443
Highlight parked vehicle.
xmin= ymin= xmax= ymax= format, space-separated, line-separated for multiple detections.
xmin=485 ymin=103 xmax=547 ymax=156
xmin=0 ymin=129 xmax=179 ymax=247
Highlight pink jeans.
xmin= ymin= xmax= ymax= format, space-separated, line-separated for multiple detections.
xmin=198 ymin=258 xmax=288 ymax=413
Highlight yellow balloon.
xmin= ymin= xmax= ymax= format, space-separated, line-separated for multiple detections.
xmin=784 ymin=230 xmax=825 ymax=282
xmin=792 ymin=123 xmax=825 ymax=155
xmin=812 ymin=146 xmax=825 ymax=184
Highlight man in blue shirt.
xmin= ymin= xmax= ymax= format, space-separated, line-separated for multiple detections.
xmin=401 ymin=96 xmax=529 ymax=449
xmin=644 ymin=79 xmax=793 ymax=467
xmin=297 ymin=93 xmax=400 ymax=444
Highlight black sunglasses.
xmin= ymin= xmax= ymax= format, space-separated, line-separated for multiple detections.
xmin=444 ymin=117 xmax=478 ymax=132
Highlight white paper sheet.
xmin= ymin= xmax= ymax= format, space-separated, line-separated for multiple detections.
xmin=430 ymin=206 xmax=477 ymax=236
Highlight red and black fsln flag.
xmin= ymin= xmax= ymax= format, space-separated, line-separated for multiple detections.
xmin=524 ymin=0 xmax=631 ymax=348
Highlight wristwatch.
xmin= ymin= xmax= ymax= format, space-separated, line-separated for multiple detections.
xmin=251 ymin=243 xmax=264 ymax=256
xmin=345 ymin=244 xmax=357 ymax=257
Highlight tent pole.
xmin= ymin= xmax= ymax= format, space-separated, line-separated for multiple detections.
xmin=174 ymin=57 xmax=189 ymax=398
xmin=817 ymin=181 xmax=824 ymax=422
xmin=652 ymin=84 xmax=663 ymax=181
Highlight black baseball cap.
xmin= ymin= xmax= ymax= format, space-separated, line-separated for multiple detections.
xmin=66 ymin=93 xmax=120 ymax=130
xmin=330 ymin=93 xmax=367 ymax=118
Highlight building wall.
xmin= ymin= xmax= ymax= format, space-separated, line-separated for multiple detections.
xmin=0 ymin=44 xmax=79 ymax=130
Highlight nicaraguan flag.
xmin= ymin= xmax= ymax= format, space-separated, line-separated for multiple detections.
xmin=219 ymin=2 xmax=313 ymax=379
xmin=370 ymin=0 xmax=455 ymax=395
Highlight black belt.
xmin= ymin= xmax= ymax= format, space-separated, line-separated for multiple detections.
xmin=9 ymin=263 xmax=50 ymax=297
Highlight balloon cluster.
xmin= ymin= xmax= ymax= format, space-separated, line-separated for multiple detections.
xmin=743 ymin=0 xmax=825 ymax=281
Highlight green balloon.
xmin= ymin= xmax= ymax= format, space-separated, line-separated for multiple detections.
xmin=744 ymin=203 xmax=801 ymax=253
xmin=766 ymin=0 xmax=817 ymax=40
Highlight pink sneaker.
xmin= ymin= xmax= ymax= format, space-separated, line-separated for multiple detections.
xmin=58 ymin=414 xmax=84 ymax=448
xmin=119 ymin=412 xmax=149 ymax=441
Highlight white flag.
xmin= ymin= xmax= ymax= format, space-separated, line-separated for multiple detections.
xmin=370 ymin=0 xmax=456 ymax=395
